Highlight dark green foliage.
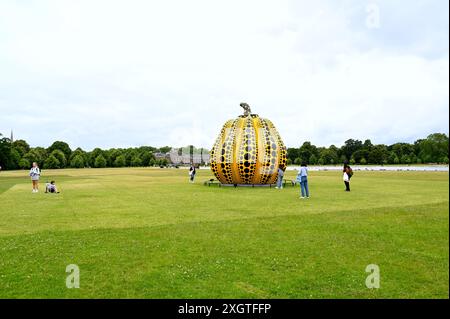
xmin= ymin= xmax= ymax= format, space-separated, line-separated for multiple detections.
xmin=131 ymin=156 xmax=142 ymax=167
xmin=341 ymin=139 xmax=363 ymax=161
xmin=70 ymin=155 xmax=85 ymax=168
xmin=50 ymin=150 xmax=67 ymax=168
xmin=1 ymin=132 xmax=448 ymax=170
xmin=44 ymin=154 xmax=61 ymax=169
xmin=368 ymin=145 xmax=389 ymax=165
xmin=286 ymin=133 xmax=449 ymax=166
xmin=12 ymin=140 xmax=30 ymax=157
xmin=47 ymin=141 xmax=72 ymax=159
xmin=0 ymin=134 xmax=12 ymax=169
xmin=416 ymin=133 xmax=449 ymax=163
xmin=9 ymin=149 xmax=21 ymax=169
xmin=114 ymin=155 xmax=126 ymax=167
xmin=18 ymin=158 xmax=30 ymax=169
xmin=141 ymin=152 xmax=155 ymax=167
xmin=94 ymin=155 xmax=107 ymax=168
xmin=158 ymin=146 xmax=172 ymax=154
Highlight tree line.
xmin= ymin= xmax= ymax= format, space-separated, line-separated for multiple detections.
xmin=0 ymin=135 xmax=172 ymax=170
xmin=286 ymin=133 xmax=449 ymax=165
xmin=0 ymin=132 xmax=448 ymax=170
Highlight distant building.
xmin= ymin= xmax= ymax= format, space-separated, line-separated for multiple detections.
xmin=168 ymin=146 xmax=210 ymax=165
xmin=154 ymin=152 xmax=171 ymax=162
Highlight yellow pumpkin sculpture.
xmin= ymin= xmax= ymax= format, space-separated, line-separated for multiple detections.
xmin=210 ymin=103 xmax=287 ymax=185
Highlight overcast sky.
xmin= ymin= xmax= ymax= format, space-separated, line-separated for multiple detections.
xmin=0 ymin=0 xmax=448 ymax=151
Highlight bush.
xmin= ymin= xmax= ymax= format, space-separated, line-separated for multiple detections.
xmin=141 ymin=152 xmax=155 ymax=166
xmin=114 ymin=155 xmax=126 ymax=167
xmin=50 ymin=149 xmax=67 ymax=168
xmin=360 ymin=158 xmax=367 ymax=165
xmin=94 ymin=155 xmax=107 ymax=168
xmin=393 ymin=156 xmax=400 ymax=164
xmin=401 ymin=154 xmax=411 ymax=164
xmin=157 ymin=159 xmax=168 ymax=167
xmin=131 ymin=156 xmax=142 ymax=167
xmin=44 ymin=155 xmax=61 ymax=169
xmin=70 ymin=155 xmax=85 ymax=168
xmin=18 ymin=158 xmax=30 ymax=169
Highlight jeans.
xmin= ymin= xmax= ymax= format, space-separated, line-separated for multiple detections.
xmin=300 ymin=176 xmax=309 ymax=197
xmin=276 ymin=174 xmax=283 ymax=188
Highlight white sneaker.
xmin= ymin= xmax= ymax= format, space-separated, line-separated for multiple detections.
xmin=300 ymin=197 xmax=305 ymax=199
xmin=275 ymin=187 xmax=279 ymax=189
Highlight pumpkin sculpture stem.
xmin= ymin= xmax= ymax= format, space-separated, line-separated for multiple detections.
xmin=240 ymin=102 xmax=252 ymax=117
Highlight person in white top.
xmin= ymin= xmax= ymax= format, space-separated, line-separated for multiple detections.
xmin=29 ymin=162 xmax=41 ymax=193
xmin=296 ymin=163 xmax=310 ymax=199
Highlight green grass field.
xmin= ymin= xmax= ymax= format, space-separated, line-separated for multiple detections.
xmin=0 ymin=168 xmax=448 ymax=299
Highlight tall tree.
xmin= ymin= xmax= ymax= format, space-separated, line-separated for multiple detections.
xmin=12 ymin=140 xmax=30 ymax=157
xmin=47 ymin=141 xmax=72 ymax=160
xmin=0 ymin=134 xmax=12 ymax=169
xmin=417 ymin=133 xmax=449 ymax=163
xmin=299 ymin=142 xmax=317 ymax=164
xmin=341 ymin=139 xmax=363 ymax=161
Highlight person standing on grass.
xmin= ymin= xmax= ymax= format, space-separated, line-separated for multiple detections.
xmin=343 ymin=163 xmax=353 ymax=192
xmin=29 ymin=162 xmax=41 ymax=193
xmin=275 ymin=165 xmax=286 ymax=189
xmin=189 ymin=164 xmax=197 ymax=183
xmin=297 ymin=162 xmax=310 ymax=199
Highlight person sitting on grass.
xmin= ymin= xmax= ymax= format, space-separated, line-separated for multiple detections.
xmin=45 ymin=181 xmax=60 ymax=194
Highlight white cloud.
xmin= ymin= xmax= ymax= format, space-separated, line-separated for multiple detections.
xmin=0 ymin=0 xmax=448 ymax=150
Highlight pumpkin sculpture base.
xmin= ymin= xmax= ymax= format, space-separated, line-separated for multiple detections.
xmin=220 ymin=183 xmax=275 ymax=188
